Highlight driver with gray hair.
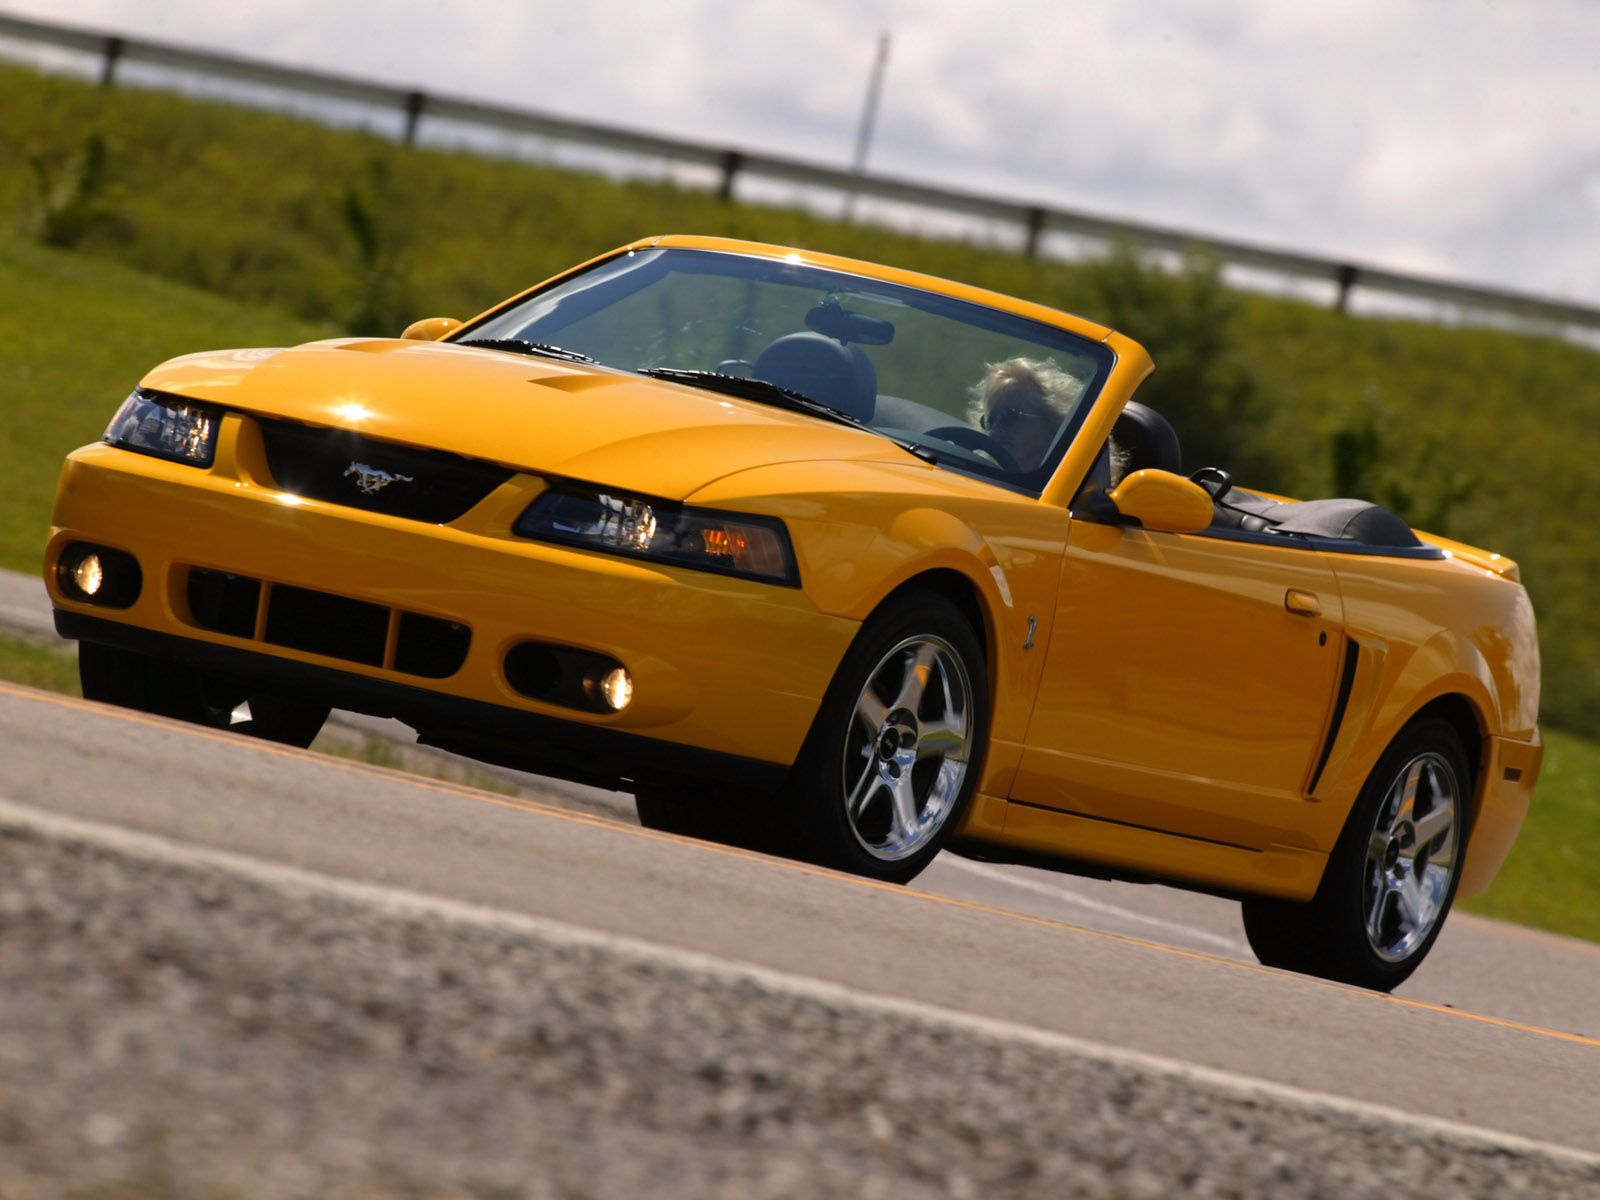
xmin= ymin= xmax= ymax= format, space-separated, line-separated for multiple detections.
xmin=971 ymin=356 xmax=1127 ymax=478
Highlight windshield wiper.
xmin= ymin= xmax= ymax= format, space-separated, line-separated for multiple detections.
xmin=636 ymin=368 xmax=938 ymax=464
xmin=638 ymin=367 xmax=836 ymax=415
xmin=456 ymin=337 xmax=598 ymax=365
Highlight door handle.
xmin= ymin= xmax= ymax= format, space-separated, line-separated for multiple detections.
xmin=1284 ymin=589 xmax=1322 ymax=617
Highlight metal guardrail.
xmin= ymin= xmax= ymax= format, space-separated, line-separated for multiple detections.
xmin=4 ymin=7 xmax=1599 ymax=336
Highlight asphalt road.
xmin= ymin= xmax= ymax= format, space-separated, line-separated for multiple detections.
xmin=3 ymin=677 xmax=1598 ymax=1166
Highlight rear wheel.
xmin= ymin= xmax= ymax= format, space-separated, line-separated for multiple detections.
xmin=1242 ymin=715 xmax=1471 ymax=991
xmin=783 ymin=590 xmax=988 ymax=885
xmin=78 ymin=641 xmax=330 ymax=748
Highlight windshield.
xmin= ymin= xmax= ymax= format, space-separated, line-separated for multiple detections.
xmin=459 ymin=248 xmax=1114 ymax=491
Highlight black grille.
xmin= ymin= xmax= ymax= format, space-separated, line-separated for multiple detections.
xmin=258 ymin=419 xmax=515 ymax=523
xmin=180 ymin=568 xmax=472 ymax=680
xmin=187 ymin=569 xmax=261 ymax=638
xmin=266 ymin=585 xmax=389 ymax=666
xmin=394 ymin=612 xmax=472 ymax=679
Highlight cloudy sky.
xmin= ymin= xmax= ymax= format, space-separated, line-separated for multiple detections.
xmin=9 ymin=0 xmax=1600 ymax=307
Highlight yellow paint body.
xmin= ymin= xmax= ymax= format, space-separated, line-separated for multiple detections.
xmin=46 ymin=235 xmax=1540 ymax=903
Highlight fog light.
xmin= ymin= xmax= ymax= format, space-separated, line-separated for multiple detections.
xmin=58 ymin=542 xmax=142 ymax=608
xmin=73 ymin=553 xmax=104 ymax=597
xmin=600 ymin=667 xmax=633 ymax=711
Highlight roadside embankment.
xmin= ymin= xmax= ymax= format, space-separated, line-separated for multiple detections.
xmin=2 ymin=800 xmax=1596 ymax=1199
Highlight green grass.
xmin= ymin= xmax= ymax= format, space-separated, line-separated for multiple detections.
xmin=1462 ymin=728 xmax=1600 ymax=942
xmin=0 ymin=237 xmax=327 ymax=573
xmin=311 ymin=732 xmax=521 ymax=796
xmin=0 ymin=632 xmax=80 ymax=695
xmin=4 ymin=60 xmax=1598 ymax=728
xmin=0 ymin=62 xmax=1595 ymax=941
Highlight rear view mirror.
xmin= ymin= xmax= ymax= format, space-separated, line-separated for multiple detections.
xmin=804 ymin=296 xmax=894 ymax=345
xmin=1104 ymin=469 xmax=1213 ymax=534
xmin=401 ymin=317 xmax=463 ymax=341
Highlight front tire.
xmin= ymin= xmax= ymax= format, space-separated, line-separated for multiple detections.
xmin=783 ymin=590 xmax=989 ymax=885
xmin=634 ymin=779 xmax=777 ymax=851
xmin=1242 ymin=715 xmax=1471 ymax=991
xmin=78 ymin=641 xmax=330 ymax=748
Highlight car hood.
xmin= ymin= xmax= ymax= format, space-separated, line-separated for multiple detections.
xmin=141 ymin=339 xmax=928 ymax=500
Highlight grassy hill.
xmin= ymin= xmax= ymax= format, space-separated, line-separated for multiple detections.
xmin=0 ymin=238 xmax=325 ymax=570
xmin=3 ymin=57 xmax=1598 ymax=735
xmin=0 ymin=76 xmax=1594 ymax=940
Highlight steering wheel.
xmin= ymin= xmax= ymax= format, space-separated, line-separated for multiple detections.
xmin=1189 ymin=465 xmax=1233 ymax=502
xmin=924 ymin=425 xmax=1022 ymax=473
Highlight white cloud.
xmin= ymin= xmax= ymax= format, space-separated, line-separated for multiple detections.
xmin=6 ymin=0 xmax=1600 ymax=304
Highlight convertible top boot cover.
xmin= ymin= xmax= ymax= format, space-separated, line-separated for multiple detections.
xmin=1258 ymin=498 xmax=1422 ymax=547
xmin=1209 ymin=491 xmax=1422 ymax=547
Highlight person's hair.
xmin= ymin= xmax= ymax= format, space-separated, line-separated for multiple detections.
xmin=1108 ymin=437 xmax=1132 ymax=485
xmin=967 ymin=356 xmax=1083 ymax=430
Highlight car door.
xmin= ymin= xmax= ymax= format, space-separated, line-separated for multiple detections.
xmin=1011 ymin=518 xmax=1346 ymax=851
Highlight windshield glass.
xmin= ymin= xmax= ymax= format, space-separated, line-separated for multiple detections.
xmin=460 ymin=248 xmax=1114 ymax=491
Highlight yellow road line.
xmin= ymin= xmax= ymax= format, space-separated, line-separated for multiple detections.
xmin=5 ymin=678 xmax=1597 ymax=1052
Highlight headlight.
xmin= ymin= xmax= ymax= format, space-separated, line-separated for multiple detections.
xmin=514 ymin=488 xmax=798 ymax=585
xmin=104 ymin=389 xmax=220 ymax=467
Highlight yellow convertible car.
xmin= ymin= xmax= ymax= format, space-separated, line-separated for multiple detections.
xmin=46 ymin=235 xmax=1541 ymax=990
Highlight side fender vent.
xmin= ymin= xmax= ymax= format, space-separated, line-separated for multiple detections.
xmin=1308 ymin=639 xmax=1360 ymax=796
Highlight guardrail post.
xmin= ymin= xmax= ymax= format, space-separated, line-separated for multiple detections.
xmin=717 ymin=150 xmax=743 ymax=202
xmin=1334 ymin=263 xmax=1358 ymax=313
xmin=98 ymin=36 xmax=123 ymax=88
xmin=1023 ymin=206 xmax=1047 ymax=258
xmin=402 ymin=90 xmax=427 ymax=146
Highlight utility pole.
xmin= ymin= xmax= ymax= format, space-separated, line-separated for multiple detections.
xmin=844 ymin=31 xmax=890 ymax=222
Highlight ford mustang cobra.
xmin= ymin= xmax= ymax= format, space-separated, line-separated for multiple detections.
xmin=46 ymin=235 xmax=1542 ymax=990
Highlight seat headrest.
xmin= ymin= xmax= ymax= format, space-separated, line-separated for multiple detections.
xmin=1113 ymin=400 xmax=1182 ymax=475
xmin=752 ymin=333 xmax=877 ymax=422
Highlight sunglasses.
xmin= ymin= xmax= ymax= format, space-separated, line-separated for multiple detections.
xmin=981 ymin=406 xmax=1052 ymax=434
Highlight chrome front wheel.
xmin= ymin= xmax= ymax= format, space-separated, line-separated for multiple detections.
xmin=786 ymin=590 xmax=988 ymax=885
xmin=843 ymin=634 xmax=973 ymax=863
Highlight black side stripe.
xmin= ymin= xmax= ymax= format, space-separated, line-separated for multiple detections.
xmin=1308 ymin=639 xmax=1360 ymax=796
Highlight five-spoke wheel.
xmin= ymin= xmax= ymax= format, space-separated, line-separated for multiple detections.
xmin=786 ymin=589 xmax=988 ymax=883
xmin=1362 ymin=749 xmax=1461 ymax=964
xmin=1242 ymin=715 xmax=1471 ymax=991
xmin=842 ymin=634 xmax=973 ymax=863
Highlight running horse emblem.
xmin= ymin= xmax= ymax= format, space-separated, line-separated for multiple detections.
xmin=344 ymin=461 xmax=415 ymax=495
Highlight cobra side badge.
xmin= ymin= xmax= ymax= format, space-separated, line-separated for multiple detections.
xmin=345 ymin=461 xmax=415 ymax=495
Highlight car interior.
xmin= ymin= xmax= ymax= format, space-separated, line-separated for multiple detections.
xmin=741 ymin=317 xmax=1421 ymax=553
xmin=1088 ymin=401 xmax=1424 ymax=549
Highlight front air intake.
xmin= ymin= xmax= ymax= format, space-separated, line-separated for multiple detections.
xmin=183 ymin=568 xmax=471 ymax=680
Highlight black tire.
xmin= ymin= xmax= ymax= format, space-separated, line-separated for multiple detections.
xmin=634 ymin=779 xmax=780 ymax=852
xmin=78 ymin=641 xmax=330 ymax=748
xmin=782 ymin=589 xmax=989 ymax=885
xmin=1242 ymin=715 xmax=1472 ymax=991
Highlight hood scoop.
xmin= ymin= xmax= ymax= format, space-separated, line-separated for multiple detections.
xmin=535 ymin=373 xmax=627 ymax=394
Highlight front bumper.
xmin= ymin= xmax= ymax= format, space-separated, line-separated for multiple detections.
xmin=46 ymin=427 xmax=859 ymax=774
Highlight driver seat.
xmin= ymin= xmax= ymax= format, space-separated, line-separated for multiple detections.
xmin=1113 ymin=400 xmax=1182 ymax=475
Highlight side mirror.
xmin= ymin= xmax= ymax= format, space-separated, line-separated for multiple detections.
xmin=1104 ymin=469 xmax=1214 ymax=534
xmin=401 ymin=316 xmax=462 ymax=342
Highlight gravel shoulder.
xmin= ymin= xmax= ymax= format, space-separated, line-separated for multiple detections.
xmin=3 ymin=801 xmax=1597 ymax=1200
